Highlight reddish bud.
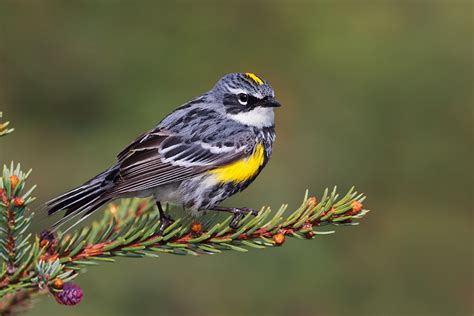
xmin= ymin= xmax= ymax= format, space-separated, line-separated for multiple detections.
xmin=0 ymin=189 xmax=7 ymax=205
xmin=305 ymin=231 xmax=315 ymax=239
xmin=13 ymin=197 xmax=24 ymax=206
xmin=191 ymin=222 xmax=202 ymax=234
xmin=21 ymin=269 xmax=30 ymax=278
xmin=273 ymin=233 xmax=285 ymax=246
xmin=9 ymin=175 xmax=19 ymax=190
xmin=346 ymin=200 xmax=363 ymax=216
xmin=352 ymin=200 xmax=363 ymax=213
xmin=0 ymin=277 xmax=10 ymax=289
xmin=53 ymin=278 xmax=64 ymax=289
xmin=48 ymin=254 xmax=59 ymax=262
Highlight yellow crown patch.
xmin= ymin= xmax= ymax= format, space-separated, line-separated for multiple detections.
xmin=245 ymin=73 xmax=264 ymax=86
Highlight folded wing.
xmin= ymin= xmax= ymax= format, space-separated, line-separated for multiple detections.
xmin=112 ymin=130 xmax=249 ymax=194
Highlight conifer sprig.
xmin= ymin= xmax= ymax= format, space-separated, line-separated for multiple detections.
xmin=0 ymin=116 xmax=371 ymax=314
xmin=52 ymin=186 xmax=368 ymax=268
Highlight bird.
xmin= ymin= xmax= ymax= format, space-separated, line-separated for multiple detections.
xmin=45 ymin=72 xmax=281 ymax=233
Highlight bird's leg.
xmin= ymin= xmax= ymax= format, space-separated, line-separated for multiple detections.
xmin=210 ymin=206 xmax=258 ymax=229
xmin=156 ymin=201 xmax=174 ymax=234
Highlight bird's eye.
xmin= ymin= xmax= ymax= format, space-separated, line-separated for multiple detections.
xmin=238 ymin=93 xmax=248 ymax=105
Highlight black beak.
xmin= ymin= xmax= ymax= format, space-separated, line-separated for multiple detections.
xmin=262 ymin=97 xmax=281 ymax=108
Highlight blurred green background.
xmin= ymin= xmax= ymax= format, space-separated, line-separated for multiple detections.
xmin=0 ymin=1 xmax=472 ymax=315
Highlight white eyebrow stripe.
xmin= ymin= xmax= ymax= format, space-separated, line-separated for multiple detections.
xmin=227 ymin=87 xmax=263 ymax=99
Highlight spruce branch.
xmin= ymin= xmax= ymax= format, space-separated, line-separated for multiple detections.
xmin=53 ymin=186 xmax=368 ymax=267
xmin=0 ymin=117 xmax=371 ymax=313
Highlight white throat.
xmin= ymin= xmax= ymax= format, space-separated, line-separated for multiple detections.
xmin=227 ymin=107 xmax=275 ymax=128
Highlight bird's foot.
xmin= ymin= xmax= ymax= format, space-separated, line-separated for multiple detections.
xmin=156 ymin=201 xmax=175 ymax=235
xmin=158 ymin=213 xmax=175 ymax=235
xmin=229 ymin=207 xmax=258 ymax=229
xmin=210 ymin=207 xmax=258 ymax=229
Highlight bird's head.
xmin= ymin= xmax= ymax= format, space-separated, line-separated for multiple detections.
xmin=211 ymin=72 xmax=280 ymax=128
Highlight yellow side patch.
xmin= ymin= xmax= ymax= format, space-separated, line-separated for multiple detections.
xmin=245 ymin=72 xmax=264 ymax=86
xmin=210 ymin=144 xmax=265 ymax=183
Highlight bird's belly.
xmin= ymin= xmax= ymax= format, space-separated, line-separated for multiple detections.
xmin=178 ymin=172 xmax=260 ymax=215
xmin=151 ymin=183 xmax=183 ymax=205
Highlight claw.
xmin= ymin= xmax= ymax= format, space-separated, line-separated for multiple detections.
xmin=241 ymin=207 xmax=258 ymax=217
xmin=158 ymin=214 xmax=174 ymax=235
xmin=156 ymin=201 xmax=174 ymax=235
xmin=229 ymin=207 xmax=257 ymax=229
xmin=209 ymin=206 xmax=258 ymax=229
xmin=230 ymin=213 xmax=244 ymax=229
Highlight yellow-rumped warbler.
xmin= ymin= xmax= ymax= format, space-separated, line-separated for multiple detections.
xmin=46 ymin=72 xmax=280 ymax=232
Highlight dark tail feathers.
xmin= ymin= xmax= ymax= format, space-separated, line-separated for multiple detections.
xmin=46 ymin=165 xmax=120 ymax=231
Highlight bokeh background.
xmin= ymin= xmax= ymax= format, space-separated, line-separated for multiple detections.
xmin=0 ymin=1 xmax=472 ymax=315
